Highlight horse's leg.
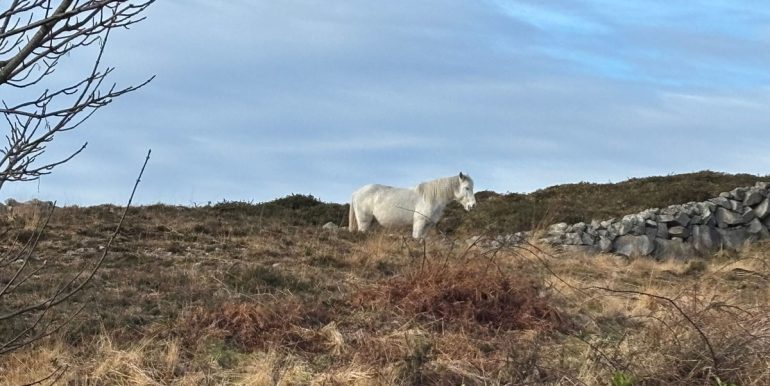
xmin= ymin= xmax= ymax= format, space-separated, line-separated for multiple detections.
xmin=356 ymin=208 xmax=374 ymax=232
xmin=412 ymin=203 xmax=433 ymax=239
xmin=412 ymin=216 xmax=429 ymax=239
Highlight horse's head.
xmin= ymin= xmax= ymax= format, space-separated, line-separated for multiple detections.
xmin=456 ymin=172 xmax=476 ymax=211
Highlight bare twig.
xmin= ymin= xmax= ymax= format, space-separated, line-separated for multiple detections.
xmin=0 ymin=149 xmax=151 ymax=370
xmin=1 ymin=0 xmax=155 ymax=187
xmin=587 ymin=286 xmax=721 ymax=379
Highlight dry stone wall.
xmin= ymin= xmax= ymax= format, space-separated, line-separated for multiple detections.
xmin=542 ymin=182 xmax=770 ymax=258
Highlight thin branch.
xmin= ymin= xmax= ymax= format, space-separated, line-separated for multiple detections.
xmin=587 ymin=286 xmax=721 ymax=378
xmin=0 ymin=149 xmax=151 ymax=321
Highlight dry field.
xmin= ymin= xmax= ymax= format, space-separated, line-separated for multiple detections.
xmin=1 ymin=203 xmax=769 ymax=385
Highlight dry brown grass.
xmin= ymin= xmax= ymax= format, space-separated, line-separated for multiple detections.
xmin=1 ymin=204 xmax=769 ymax=385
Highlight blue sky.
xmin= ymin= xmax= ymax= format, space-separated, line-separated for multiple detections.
xmin=3 ymin=0 xmax=770 ymax=205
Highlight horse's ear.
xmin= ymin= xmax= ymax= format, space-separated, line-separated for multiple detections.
xmin=459 ymin=172 xmax=466 ymax=181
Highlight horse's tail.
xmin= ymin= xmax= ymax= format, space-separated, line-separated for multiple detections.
xmin=348 ymin=199 xmax=358 ymax=232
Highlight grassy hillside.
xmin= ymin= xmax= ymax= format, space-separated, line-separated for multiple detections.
xmin=444 ymin=170 xmax=770 ymax=235
xmin=211 ymin=170 xmax=770 ymax=235
xmin=1 ymin=170 xmax=769 ymax=385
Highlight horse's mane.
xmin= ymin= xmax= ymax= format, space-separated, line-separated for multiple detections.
xmin=416 ymin=176 xmax=462 ymax=202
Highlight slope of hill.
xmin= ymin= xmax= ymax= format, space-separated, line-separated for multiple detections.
xmin=205 ymin=170 xmax=770 ymax=236
xmin=1 ymin=170 xmax=768 ymax=385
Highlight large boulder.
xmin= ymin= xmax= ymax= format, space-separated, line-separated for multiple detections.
xmin=730 ymin=187 xmax=748 ymax=201
xmin=716 ymin=207 xmax=754 ymax=227
xmin=746 ymin=218 xmax=769 ymax=239
xmin=754 ymin=197 xmax=770 ymax=219
xmin=729 ymin=200 xmax=745 ymax=212
xmin=613 ymin=235 xmax=655 ymax=257
xmin=744 ymin=189 xmax=764 ymax=206
xmin=654 ymin=238 xmax=695 ymax=260
xmin=709 ymin=197 xmax=732 ymax=209
xmin=717 ymin=228 xmax=754 ymax=251
xmin=692 ymin=225 xmax=722 ymax=254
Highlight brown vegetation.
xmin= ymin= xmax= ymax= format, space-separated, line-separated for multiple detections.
xmin=1 ymin=172 xmax=770 ymax=385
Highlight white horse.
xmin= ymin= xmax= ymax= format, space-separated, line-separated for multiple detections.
xmin=348 ymin=173 xmax=476 ymax=239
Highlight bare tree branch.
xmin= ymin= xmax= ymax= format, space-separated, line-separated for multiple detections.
xmin=0 ymin=2 xmax=154 ymax=378
xmin=0 ymin=0 xmax=155 ymax=188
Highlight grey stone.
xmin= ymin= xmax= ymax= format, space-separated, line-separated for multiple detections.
xmin=581 ymin=232 xmax=596 ymax=245
xmin=747 ymin=218 xmax=765 ymax=235
xmin=754 ymin=197 xmax=770 ymax=219
xmin=322 ymin=222 xmax=339 ymax=231
xmin=591 ymin=219 xmax=601 ymax=229
xmin=572 ymin=222 xmax=587 ymax=233
xmin=730 ymin=187 xmax=748 ymax=201
xmin=564 ymin=233 xmax=583 ymax=245
xmin=729 ymin=200 xmax=745 ymax=212
xmin=613 ymin=235 xmax=655 ymax=257
xmin=700 ymin=207 xmax=714 ymax=224
xmin=654 ymin=238 xmax=695 ymax=260
xmin=640 ymin=209 xmax=657 ymax=220
xmin=709 ymin=197 xmax=732 ymax=209
xmin=617 ymin=219 xmax=634 ymax=236
xmin=645 ymin=219 xmax=657 ymax=227
xmin=719 ymin=191 xmax=731 ymax=198
xmin=745 ymin=189 xmax=764 ymax=206
xmin=716 ymin=207 xmax=754 ymax=227
xmin=600 ymin=219 xmax=615 ymax=229
xmin=668 ymin=226 xmax=690 ymax=238
xmin=717 ymin=228 xmax=754 ymax=251
xmin=691 ymin=215 xmax=703 ymax=225
xmin=599 ymin=236 xmax=613 ymax=253
xmin=658 ymin=214 xmax=676 ymax=223
xmin=755 ymin=181 xmax=770 ymax=190
xmin=548 ymin=222 xmax=569 ymax=234
xmin=701 ymin=201 xmax=717 ymax=212
xmin=692 ymin=225 xmax=721 ymax=254
xmin=660 ymin=208 xmax=679 ymax=218
xmin=673 ymin=212 xmax=691 ymax=227
xmin=656 ymin=222 xmax=669 ymax=239
xmin=645 ymin=226 xmax=658 ymax=240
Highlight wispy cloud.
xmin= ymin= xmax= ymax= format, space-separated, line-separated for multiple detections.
xmin=3 ymin=0 xmax=770 ymax=205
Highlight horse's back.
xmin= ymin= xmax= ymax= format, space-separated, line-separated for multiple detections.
xmin=352 ymin=184 xmax=418 ymax=227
